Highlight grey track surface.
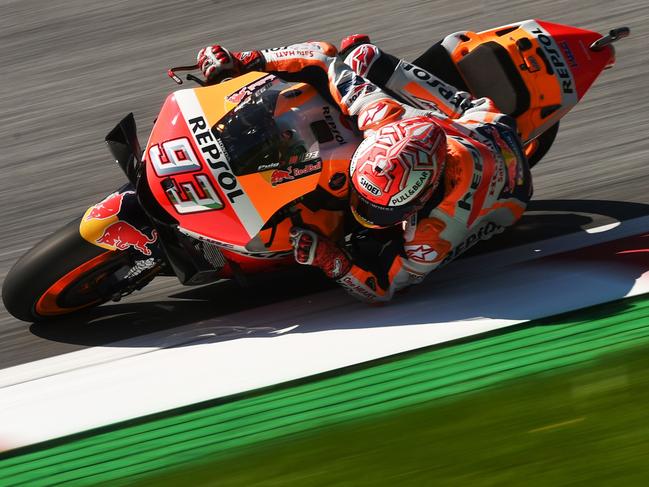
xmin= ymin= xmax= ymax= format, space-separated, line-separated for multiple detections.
xmin=1 ymin=0 xmax=647 ymax=368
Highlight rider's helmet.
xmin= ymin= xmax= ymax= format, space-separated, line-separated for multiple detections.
xmin=349 ymin=116 xmax=447 ymax=229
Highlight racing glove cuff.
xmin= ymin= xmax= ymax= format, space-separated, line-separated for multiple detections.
xmin=232 ymin=50 xmax=266 ymax=72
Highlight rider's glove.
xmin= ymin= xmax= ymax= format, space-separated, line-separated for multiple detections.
xmin=451 ymin=91 xmax=474 ymax=113
xmin=197 ymin=45 xmax=242 ymax=81
xmin=461 ymin=96 xmax=498 ymax=116
xmin=289 ymin=227 xmax=351 ymax=280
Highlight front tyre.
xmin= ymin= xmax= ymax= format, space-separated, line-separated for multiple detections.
xmin=2 ymin=218 xmax=134 ymax=322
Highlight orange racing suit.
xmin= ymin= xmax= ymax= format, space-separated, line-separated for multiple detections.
xmin=233 ymin=41 xmax=532 ymax=302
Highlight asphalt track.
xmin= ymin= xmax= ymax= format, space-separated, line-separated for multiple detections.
xmin=1 ymin=0 xmax=648 ymax=369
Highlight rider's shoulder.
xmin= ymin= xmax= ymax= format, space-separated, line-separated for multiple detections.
xmin=303 ymin=41 xmax=338 ymax=56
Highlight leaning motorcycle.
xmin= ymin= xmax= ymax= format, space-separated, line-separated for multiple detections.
xmin=2 ymin=19 xmax=629 ymax=321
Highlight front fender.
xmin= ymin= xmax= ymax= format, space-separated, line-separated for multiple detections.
xmin=79 ymin=185 xmax=161 ymax=258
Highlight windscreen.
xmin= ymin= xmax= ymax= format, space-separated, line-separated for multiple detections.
xmin=213 ymin=88 xmax=283 ymax=176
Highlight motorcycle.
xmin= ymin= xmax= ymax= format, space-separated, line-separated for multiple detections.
xmin=2 ymin=19 xmax=629 ymax=322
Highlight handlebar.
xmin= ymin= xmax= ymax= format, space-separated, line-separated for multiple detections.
xmin=167 ymin=64 xmax=234 ymax=86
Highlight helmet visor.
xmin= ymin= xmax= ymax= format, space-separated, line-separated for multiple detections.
xmin=349 ymin=186 xmax=414 ymax=229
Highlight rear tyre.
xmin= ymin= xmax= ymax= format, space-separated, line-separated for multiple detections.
xmin=526 ymin=122 xmax=559 ymax=168
xmin=2 ymin=218 xmax=131 ymax=322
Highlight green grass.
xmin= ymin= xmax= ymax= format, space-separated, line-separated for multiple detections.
xmin=4 ymin=296 xmax=649 ymax=486
xmin=140 ymin=343 xmax=649 ymax=487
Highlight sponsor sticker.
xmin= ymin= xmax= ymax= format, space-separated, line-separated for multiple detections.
xmin=270 ymin=159 xmax=322 ymax=186
xmin=339 ymin=274 xmax=378 ymax=302
xmin=175 ymin=89 xmax=266 ymax=240
xmin=390 ymin=172 xmax=429 ymax=206
xmin=322 ymin=106 xmax=347 ymax=145
xmin=350 ymin=44 xmax=379 ymax=76
xmin=401 ymin=62 xmax=464 ymax=109
xmin=125 ymin=257 xmax=157 ymax=279
xmin=85 ymin=191 xmax=134 ymax=221
xmin=359 ymin=175 xmax=382 ymax=196
xmin=96 ymin=222 xmax=158 ymax=256
xmin=405 ymin=243 xmax=439 ymax=263
xmin=187 ymin=116 xmax=244 ymax=204
xmin=559 ymin=40 xmax=578 ymax=69
xmin=441 ymin=221 xmax=504 ymax=265
xmin=528 ymin=24 xmax=576 ymax=96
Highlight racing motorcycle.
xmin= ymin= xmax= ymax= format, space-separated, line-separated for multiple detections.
xmin=2 ymin=19 xmax=629 ymax=322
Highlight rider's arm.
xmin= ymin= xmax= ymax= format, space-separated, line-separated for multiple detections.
xmin=342 ymin=43 xmax=479 ymax=119
xmin=333 ymin=213 xmax=454 ymax=303
xmin=235 ymin=42 xmax=391 ymax=118
xmin=200 ymin=42 xmax=428 ymax=132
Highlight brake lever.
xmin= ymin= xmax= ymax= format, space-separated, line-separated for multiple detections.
xmin=186 ymin=74 xmax=207 ymax=86
xmin=167 ymin=65 xmax=231 ymax=86
xmin=167 ymin=64 xmax=199 ymax=85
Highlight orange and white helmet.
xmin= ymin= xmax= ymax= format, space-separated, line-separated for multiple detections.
xmin=349 ymin=116 xmax=447 ymax=229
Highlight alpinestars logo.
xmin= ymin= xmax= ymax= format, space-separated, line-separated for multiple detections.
xmin=350 ymin=44 xmax=379 ymax=76
xmin=357 ymin=100 xmax=404 ymax=131
xmin=405 ymin=244 xmax=438 ymax=263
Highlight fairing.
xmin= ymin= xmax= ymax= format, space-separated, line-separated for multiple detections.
xmin=536 ymin=20 xmax=615 ymax=99
xmin=444 ymin=19 xmax=615 ymax=141
xmin=143 ymin=72 xmax=359 ymax=251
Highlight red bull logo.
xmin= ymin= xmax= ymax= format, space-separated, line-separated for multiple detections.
xmin=96 ymin=221 xmax=158 ymax=256
xmin=491 ymin=129 xmax=522 ymax=188
xmin=85 ymin=191 xmax=134 ymax=221
xmin=270 ymin=168 xmax=294 ymax=186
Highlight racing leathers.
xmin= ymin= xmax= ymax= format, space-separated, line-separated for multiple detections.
xmin=203 ymin=41 xmax=532 ymax=302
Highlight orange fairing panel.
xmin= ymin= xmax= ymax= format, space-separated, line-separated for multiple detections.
xmin=237 ymin=83 xmax=323 ymax=223
xmin=143 ymin=73 xmax=357 ymax=250
xmin=238 ymin=168 xmax=321 ymax=223
xmin=253 ymin=204 xmax=345 ymax=253
xmin=445 ymin=19 xmax=611 ymax=142
xmin=144 ymin=75 xmax=320 ymax=249
xmin=145 ymin=77 xmax=269 ymax=248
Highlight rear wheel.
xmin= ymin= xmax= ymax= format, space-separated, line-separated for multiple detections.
xmin=525 ymin=122 xmax=559 ymax=168
xmin=2 ymin=218 xmax=137 ymax=322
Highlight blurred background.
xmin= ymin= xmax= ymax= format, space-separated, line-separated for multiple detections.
xmin=1 ymin=0 xmax=648 ymax=484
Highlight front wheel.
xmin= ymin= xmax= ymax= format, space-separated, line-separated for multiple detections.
xmin=2 ymin=218 xmax=152 ymax=322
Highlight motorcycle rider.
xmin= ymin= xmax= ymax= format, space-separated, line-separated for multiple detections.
xmin=197 ymin=36 xmax=532 ymax=302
